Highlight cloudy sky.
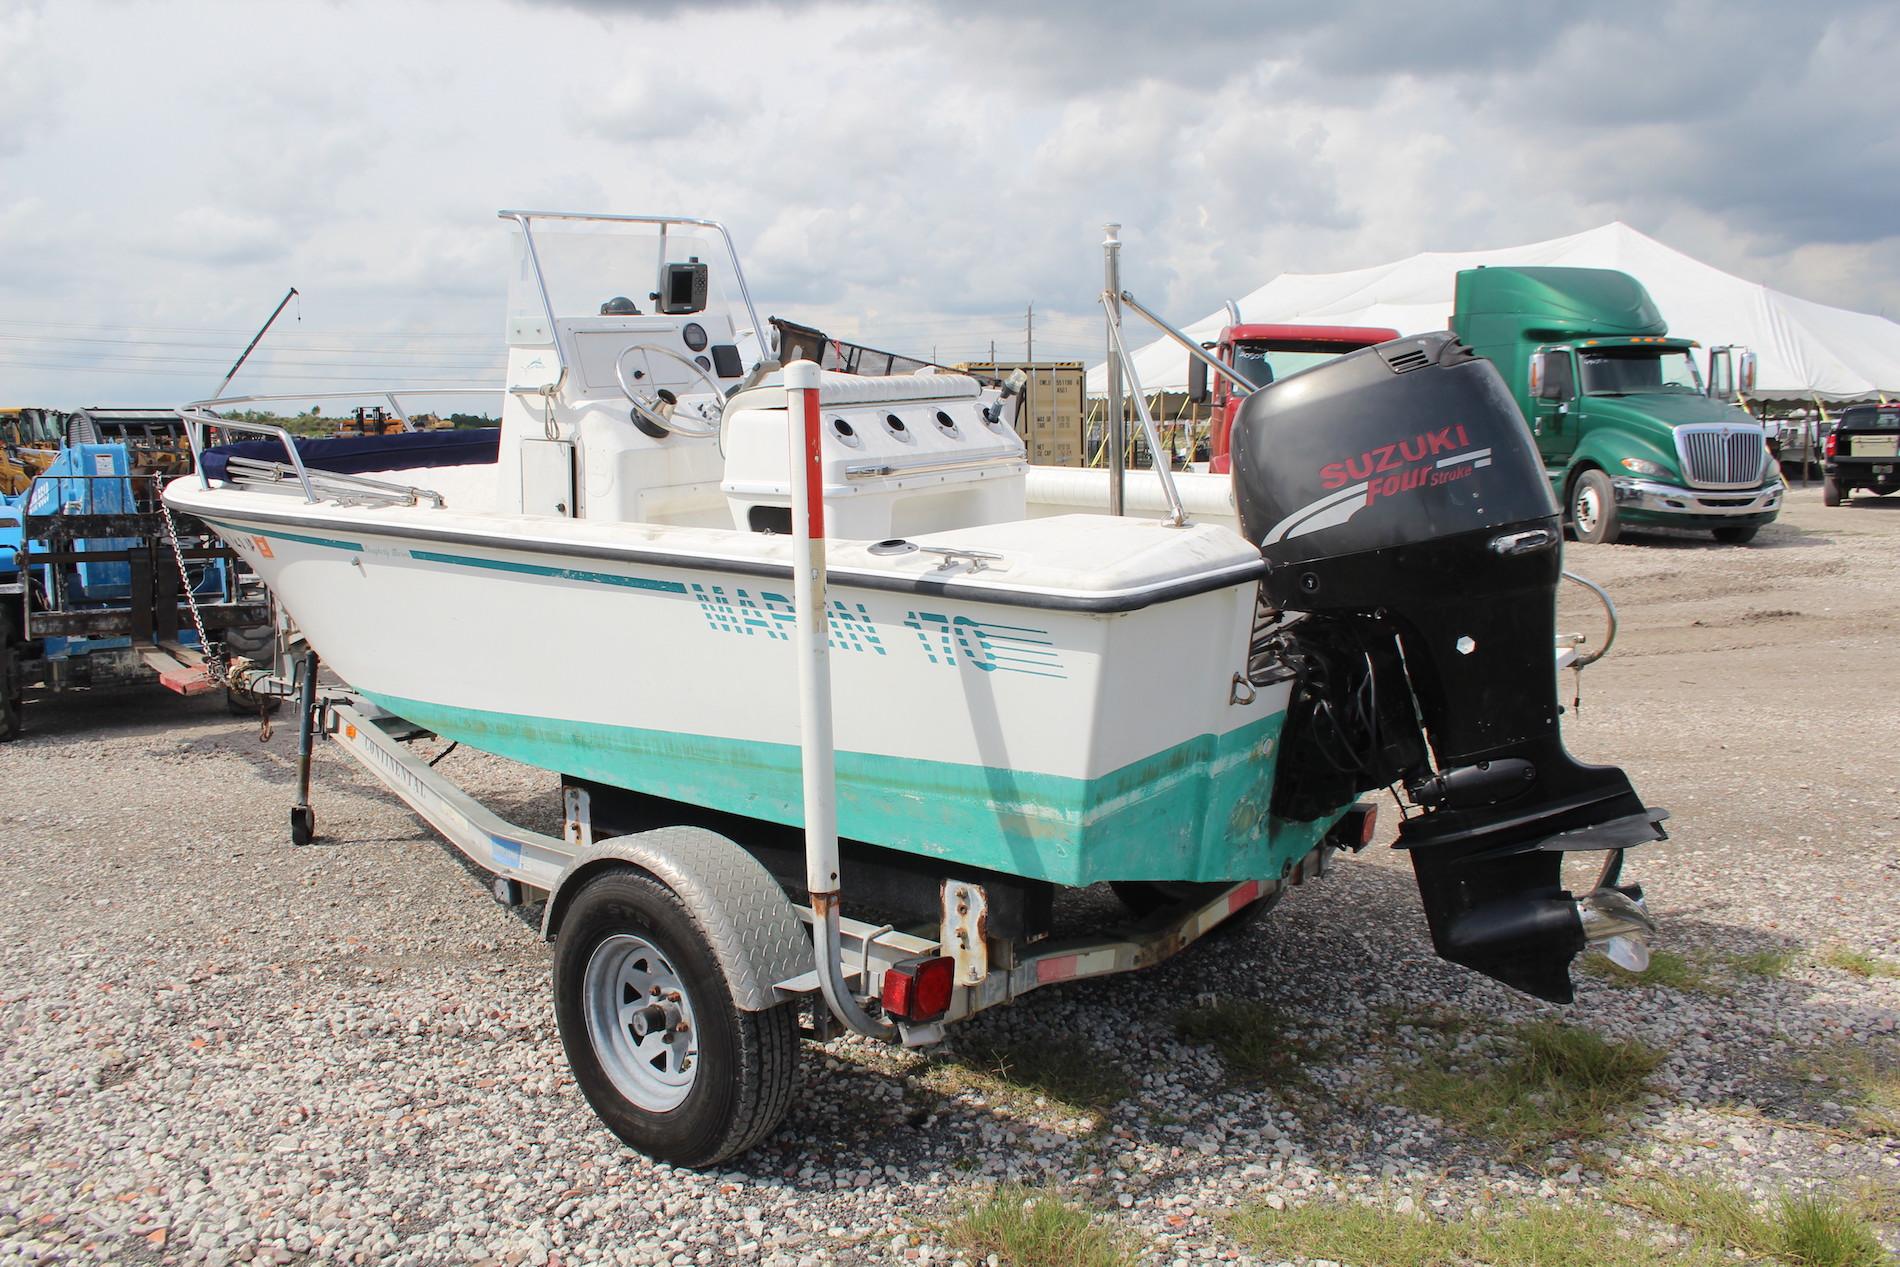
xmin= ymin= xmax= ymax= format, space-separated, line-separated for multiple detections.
xmin=1 ymin=0 xmax=1894 ymax=408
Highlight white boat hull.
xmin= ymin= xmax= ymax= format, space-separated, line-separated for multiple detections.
xmin=171 ymin=484 xmax=1337 ymax=887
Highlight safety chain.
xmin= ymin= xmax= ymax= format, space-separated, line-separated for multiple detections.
xmin=158 ymin=499 xmax=227 ymax=687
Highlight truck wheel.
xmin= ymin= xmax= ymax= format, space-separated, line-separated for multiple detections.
xmin=553 ymin=869 xmax=798 ymax=1168
xmin=0 ymin=669 xmax=20 ymax=742
xmin=1570 ymin=470 xmax=1621 ymax=544
xmin=1712 ymin=525 xmax=1759 ymax=545
xmin=1 ymin=611 xmax=22 ymax=743
xmin=1822 ymin=475 xmax=1843 ymax=507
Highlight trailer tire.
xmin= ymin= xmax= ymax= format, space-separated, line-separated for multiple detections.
xmin=1822 ymin=474 xmax=1843 ymax=507
xmin=554 ymin=868 xmax=797 ymax=1168
xmin=222 ymin=621 xmax=282 ymax=716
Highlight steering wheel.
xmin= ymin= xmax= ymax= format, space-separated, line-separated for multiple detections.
xmin=614 ymin=344 xmax=727 ymax=439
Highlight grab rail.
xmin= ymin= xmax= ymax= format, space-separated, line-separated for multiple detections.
xmin=1100 ymin=293 xmax=1189 ymax=527
xmin=178 ymin=387 xmax=500 ymax=501
xmin=842 ymin=451 xmax=1026 ymax=480
xmin=178 ymin=412 xmax=318 ymax=501
xmin=1118 ymin=288 xmax=1263 ymax=396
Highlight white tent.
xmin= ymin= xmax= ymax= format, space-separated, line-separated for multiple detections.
xmin=1087 ymin=223 xmax=1900 ymax=403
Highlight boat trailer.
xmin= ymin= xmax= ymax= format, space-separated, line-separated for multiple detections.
xmin=283 ymin=667 xmax=1363 ymax=1032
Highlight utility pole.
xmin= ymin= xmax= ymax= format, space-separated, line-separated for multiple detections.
xmin=1024 ymin=303 xmax=1034 ymax=445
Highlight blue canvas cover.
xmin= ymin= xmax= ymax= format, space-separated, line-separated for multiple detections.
xmin=199 ymin=427 xmax=500 ymax=483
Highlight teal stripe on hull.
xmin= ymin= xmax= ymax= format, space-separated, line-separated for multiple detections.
xmin=361 ymin=690 xmax=1339 ymax=887
xmin=204 ymin=520 xmax=363 ymax=553
xmin=408 ymin=549 xmax=688 ymax=593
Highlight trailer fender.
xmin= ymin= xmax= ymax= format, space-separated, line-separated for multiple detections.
xmin=540 ymin=826 xmax=810 ymax=1013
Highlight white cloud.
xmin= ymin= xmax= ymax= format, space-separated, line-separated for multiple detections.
xmin=0 ymin=5 xmax=57 ymax=157
xmin=0 ymin=0 xmax=1893 ymax=405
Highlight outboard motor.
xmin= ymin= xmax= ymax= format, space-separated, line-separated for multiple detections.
xmin=1233 ymin=331 xmax=1666 ymax=1003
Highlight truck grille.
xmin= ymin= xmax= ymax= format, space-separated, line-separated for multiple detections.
xmin=1675 ymin=425 xmax=1764 ymax=489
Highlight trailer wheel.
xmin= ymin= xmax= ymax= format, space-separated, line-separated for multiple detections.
xmin=553 ymin=869 xmax=797 ymax=1168
xmin=1570 ymin=469 xmax=1621 ymax=544
xmin=1822 ymin=474 xmax=1843 ymax=507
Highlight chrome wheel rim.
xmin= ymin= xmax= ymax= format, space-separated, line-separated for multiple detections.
xmin=1575 ymin=485 xmax=1602 ymax=536
xmin=583 ymin=934 xmax=699 ymax=1112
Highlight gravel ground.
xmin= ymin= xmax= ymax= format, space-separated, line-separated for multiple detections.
xmin=2 ymin=482 xmax=1896 ymax=1266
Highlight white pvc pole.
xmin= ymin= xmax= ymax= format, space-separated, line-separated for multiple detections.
xmin=785 ymin=359 xmax=891 ymax=1038
xmin=786 ymin=359 xmax=838 ymax=897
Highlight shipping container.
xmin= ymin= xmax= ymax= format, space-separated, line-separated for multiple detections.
xmin=955 ymin=361 xmax=1086 ymax=467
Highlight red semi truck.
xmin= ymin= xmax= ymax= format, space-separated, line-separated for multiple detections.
xmin=1188 ymin=323 xmax=1400 ymax=473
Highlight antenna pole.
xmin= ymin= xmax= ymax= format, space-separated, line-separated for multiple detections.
xmin=1025 ymin=303 xmax=1034 ymax=444
xmin=213 ymin=286 xmax=299 ymax=401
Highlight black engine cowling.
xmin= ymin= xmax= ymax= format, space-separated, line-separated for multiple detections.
xmin=1233 ymin=331 xmax=1667 ymax=1003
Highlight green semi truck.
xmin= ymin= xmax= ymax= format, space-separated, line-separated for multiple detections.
xmin=1451 ymin=266 xmax=1781 ymax=544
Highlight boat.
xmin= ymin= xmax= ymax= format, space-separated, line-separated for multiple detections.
xmin=164 ymin=212 xmax=1666 ymax=1163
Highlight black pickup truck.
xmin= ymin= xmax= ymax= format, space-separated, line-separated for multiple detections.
xmin=1824 ymin=404 xmax=1900 ymax=506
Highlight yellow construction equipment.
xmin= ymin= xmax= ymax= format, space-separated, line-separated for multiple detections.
xmin=1 ymin=408 xmax=66 ymax=497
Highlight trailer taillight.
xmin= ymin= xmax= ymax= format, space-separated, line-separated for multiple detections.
xmin=881 ymin=955 xmax=956 ymax=1023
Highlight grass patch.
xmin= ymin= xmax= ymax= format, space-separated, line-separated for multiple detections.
xmin=948 ymin=1032 xmax=1132 ymax=1113
xmin=1819 ymin=946 xmax=1900 ymax=980
xmin=1173 ymin=999 xmax=1311 ymax=1085
xmin=1395 ymin=1019 xmax=1662 ymax=1155
xmin=1617 ymin=1175 xmax=1891 ymax=1267
xmin=1582 ymin=947 xmax=1720 ymax=993
xmin=1801 ymin=1041 xmax=1900 ymax=1136
xmin=1230 ymin=1198 xmax=1464 ymax=1265
xmin=943 ymin=1185 xmax=1133 ymax=1267
xmin=1230 ymin=1196 xmax=1714 ymax=1267
xmin=1725 ymin=947 xmax=1799 ymax=979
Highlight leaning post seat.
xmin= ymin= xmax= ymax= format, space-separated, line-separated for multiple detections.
xmin=720 ymin=371 xmax=1027 ymax=539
